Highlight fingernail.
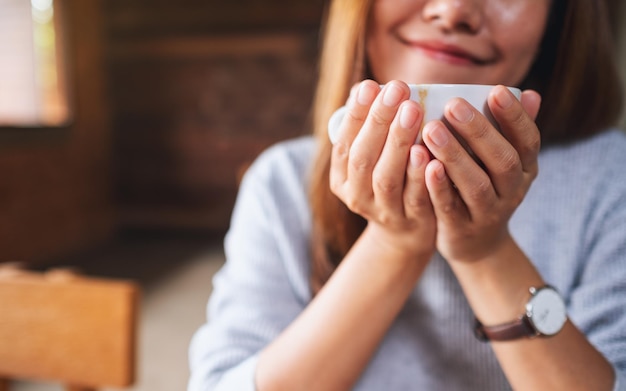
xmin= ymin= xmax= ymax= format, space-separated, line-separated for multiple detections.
xmin=426 ymin=122 xmax=448 ymax=147
xmin=400 ymin=104 xmax=419 ymax=129
xmin=382 ymin=84 xmax=404 ymax=107
xmin=357 ymin=83 xmax=378 ymax=106
xmin=410 ymin=147 xmax=425 ymax=167
xmin=495 ymin=86 xmax=514 ymax=108
xmin=450 ymin=100 xmax=473 ymax=123
xmin=435 ymin=164 xmax=446 ymax=181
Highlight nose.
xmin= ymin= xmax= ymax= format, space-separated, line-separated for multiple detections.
xmin=422 ymin=0 xmax=484 ymax=34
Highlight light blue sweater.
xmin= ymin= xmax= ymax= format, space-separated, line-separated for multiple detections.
xmin=189 ymin=130 xmax=626 ymax=390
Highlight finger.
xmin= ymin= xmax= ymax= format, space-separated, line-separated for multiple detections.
xmin=330 ymin=80 xmax=380 ymax=192
xmin=351 ymin=80 xmax=410 ymax=148
xmin=348 ymin=81 xmax=410 ymax=197
xmin=424 ymin=159 xmax=469 ymax=223
xmin=520 ymin=89 xmax=541 ymax=121
xmin=488 ymin=86 xmax=541 ymax=177
xmin=335 ymin=80 xmax=381 ymax=146
xmin=442 ymin=95 xmax=525 ymax=199
xmin=404 ymin=144 xmax=434 ymax=221
xmin=422 ymin=120 xmax=497 ymax=213
xmin=373 ymin=100 xmax=423 ymax=217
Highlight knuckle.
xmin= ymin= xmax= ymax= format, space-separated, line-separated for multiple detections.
xmin=523 ymin=132 xmax=541 ymax=156
xmin=377 ymin=211 xmax=395 ymax=226
xmin=496 ymin=149 xmax=521 ymax=174
xmin=344 ymin=196 xmax=364 ymax=215
xmin=369 ymin=110 xmax=391 ymax=128
xmin=349 ymin=154 xmax=374 ymax=173
xmin=509 ymin=107 xmax=528 ymax=128
xmin=438 ymin=198 xmax=457 ymax=215
xmin=345 ymin=109 xmax=365 ymax=124
xmin=466 ymin=179 xmax=491 ymax=202
xmin=329 ymin=175 xmax=342 ymax=194
xmin=440 ymin=192 xmax=466 ymax=217
xmin=468 ymin=121 xmax=491 ymax=141
xmin=406 ymin=195 xmax=431 ymax=211
xmin=373 ymin=174 xmax=400 ymax=196
xmin=510 ymin=192 xmax=526 ymax=208
xmin=389 ymin=131 xmax=413 ymax=150
xmin=445 ymin=145 xmax=465 ymax=165
xmin=440 ymin=203 xmax=455 ymax=216
xmin=333 ymin=141 xmax=350 ymax=159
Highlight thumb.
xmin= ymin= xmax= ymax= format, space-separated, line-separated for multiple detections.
xmin=521 ymin=90 xmax=542 ymax=121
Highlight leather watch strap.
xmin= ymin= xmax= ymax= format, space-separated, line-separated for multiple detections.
xmin=473 ymin=316 xmax=537 ymax=342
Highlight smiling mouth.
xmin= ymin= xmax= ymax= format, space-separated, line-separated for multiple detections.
xmin=403 ymin=39 xmax=491 ymax=66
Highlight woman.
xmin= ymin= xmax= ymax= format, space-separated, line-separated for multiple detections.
xmin=189 ymin=0 xmax=626 ymax=390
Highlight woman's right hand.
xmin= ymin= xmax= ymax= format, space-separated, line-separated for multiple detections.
xmin=329 ymin=80 xmax=437 ymax=259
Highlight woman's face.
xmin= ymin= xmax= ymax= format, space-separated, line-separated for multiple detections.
xmin=366 ymin=0 xmax=552 ymax=86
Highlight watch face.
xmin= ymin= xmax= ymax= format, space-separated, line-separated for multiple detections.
xmin=527 ymin=287 xmax=567 ymax=336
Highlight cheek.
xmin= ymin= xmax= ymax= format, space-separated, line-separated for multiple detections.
xmin=366 ymin=0 xmax=422 ymax=81
xmin=509 ymin=33 xmax=542 ymax=62
xmin=365 ymin=12 xmax=393 ymax=80
xmin=366 ymin=39 xmax=395 ymax=83
xmin=505 ymin=30 xmax=545 ymax=79
xmin=496 ymin=30 xmax=547 ymax=83
xmin=491 ymin=4 xmax=549 ymax=78
xmin=365 ymin=29 xmax=383 ymax=80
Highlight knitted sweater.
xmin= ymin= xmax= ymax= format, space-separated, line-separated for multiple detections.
xmin=189 ymin=130 xmax=626 ymax=390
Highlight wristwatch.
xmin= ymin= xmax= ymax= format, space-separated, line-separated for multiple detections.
xmin=474 ymin=285 xmax=567 ymax=342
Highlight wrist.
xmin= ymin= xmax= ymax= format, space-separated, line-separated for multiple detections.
xmin=343 ymin=224 xmax=433 ymax=285
xmin=442 ymin=229 xmax=512 ymax=265
xmin=364 ymin=222 xmax=435 ymax=263
xmin=474 ymin=285 xmax=568 ymax=342
xmin=447 ymin=236 xmax=544 ymax=325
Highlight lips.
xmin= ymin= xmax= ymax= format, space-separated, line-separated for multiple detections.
xmin=401 ymin=38 xmax=493 ymax=66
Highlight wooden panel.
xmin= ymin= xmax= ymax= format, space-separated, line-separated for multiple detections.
xmin=0 ymin=0 xmax=114 ymax=264
xmin=104 ymin=0 xmax=326 ymax=37
xmin=0 ymin=268 xmax=139 ymax=388
xmin=108 ymin=34 xmax=318 ymax=230
xmin=104 ymin=0 xmax=324 ymax=231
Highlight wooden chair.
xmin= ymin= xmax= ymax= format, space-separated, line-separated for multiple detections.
xmin=0 ymin=264 xmax=140 ymax=391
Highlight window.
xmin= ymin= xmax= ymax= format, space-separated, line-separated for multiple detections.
xmin=0 ymin=0 xmax=71 ymax=127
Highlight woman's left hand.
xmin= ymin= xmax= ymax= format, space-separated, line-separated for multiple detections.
xmin=421 ymin=85 xmax=542 ymax=264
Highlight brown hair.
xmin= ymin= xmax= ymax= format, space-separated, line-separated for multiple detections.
xmin=309 ymin=0 xmax=625 ymax=293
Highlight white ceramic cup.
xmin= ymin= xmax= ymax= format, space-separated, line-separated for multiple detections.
xmin=328 ymin=84 xmax=522 ymax=144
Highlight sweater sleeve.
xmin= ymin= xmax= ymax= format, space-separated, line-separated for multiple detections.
xmin=568 ymin=167 xmax=626 ymax=391
xmin=615 ymin=371 xmax=626 ymax=391
xmin=188 ymin=142 xmax=312 ymax=391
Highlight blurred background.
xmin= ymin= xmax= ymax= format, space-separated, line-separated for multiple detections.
xmin=1 ymin=0 xmax=323 ymax=389
xmin=0 ymin=0 xmax=625 ymax=390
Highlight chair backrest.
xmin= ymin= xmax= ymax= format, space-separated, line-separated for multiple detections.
xmin=0 ymin=264 xmax=139 ymax=391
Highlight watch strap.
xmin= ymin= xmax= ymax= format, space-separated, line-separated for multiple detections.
xmin=474 ymin=316 xmax=537 ymax=342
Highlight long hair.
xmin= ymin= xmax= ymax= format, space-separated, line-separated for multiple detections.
xmin=309 ymin=0 xmax=625 ymax=293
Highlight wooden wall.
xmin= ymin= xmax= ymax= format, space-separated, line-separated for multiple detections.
xmin=105 ymin=0 xmax=326 ymax=233
xmin=0 ymin=0 xmax=114 ymax=264
xmin=1 ymin=0 xmax=622 ymax=265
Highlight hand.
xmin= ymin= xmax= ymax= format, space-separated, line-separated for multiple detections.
xmin=330 ymin=80 xmax=437 ymax=258
xmin=421 ymin=85 xmax=542 ymax=263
